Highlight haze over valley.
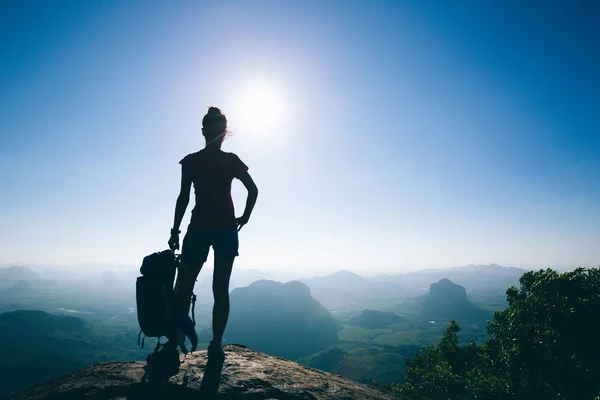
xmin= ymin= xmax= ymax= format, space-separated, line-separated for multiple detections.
xmin=0 ymin=261 xmax=535 ymax=396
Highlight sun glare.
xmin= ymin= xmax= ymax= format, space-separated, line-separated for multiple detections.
xmin=232 ymin=81 xmax=287 ymax=135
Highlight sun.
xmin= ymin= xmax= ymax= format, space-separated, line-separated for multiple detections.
xmin=232 ymin=80 xmax=287 ymax=135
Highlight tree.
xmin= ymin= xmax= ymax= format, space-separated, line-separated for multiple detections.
xmin=486 ymin=268 xmax=600 ymax=399
xmin=394 ymin=321 xmax=503 ymax=400
xmin=395 ymin=268 xmax=600 ymax=400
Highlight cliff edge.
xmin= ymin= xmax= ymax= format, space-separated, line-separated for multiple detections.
xmin=3 ymin=344 xmax=400 ymax=400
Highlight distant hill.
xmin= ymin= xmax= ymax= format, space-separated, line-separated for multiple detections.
xmin=230 ymin=268 xmax=278 ymax=289
xmin=348 ymin=309 xmax=405 ymax=329
xmin=0 ymin=310 xmax=92 ymax=396
xmin=301 ymin=270 xmax=410 ymax=310
xmin=0 ymin=310 xmax=146 ymax=397
xmin=26 ymin=279 xmax=60 ymax=290
xmin=0 ymin=309 xmax=87 ymax=337
xmin=298 ymin=345 xmax=421 ymax=386
xmin=0 ymin=266 xmax=39 ymax=289
xmin=458 ymin=263 xmax=528 ymax=276
xmin=373 ymin=264 xmax=527 ymax=294
xmin=421 ymin=278 xmax=489 ymax=322
xmin=4 ymin=280 xmax=35 ymax=296
xmin=225 ymin=280 xmax=340 ymax=360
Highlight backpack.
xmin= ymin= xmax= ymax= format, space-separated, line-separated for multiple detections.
xmin=136 ymin=250 xmax=177 ymax=348
xmin=136 ymin=249 xmax=198 ymax=352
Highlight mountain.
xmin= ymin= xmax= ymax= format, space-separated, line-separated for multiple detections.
xmin=421 ymin=279 xmax=489 ymax=322
xmin=301 ymin=270 xmax=410 ymax=310
xmin=225 ymin=280 xmax=340 ymax=360
xmin=373 ymin=264 xmax=527 ymax=294
xmin=3 ymin=280 xmax=35 ymax=296
xmin=3 ymin=345 xmax=397 ymax=400
xmin=348 ymin=309 xmax=405 ymax=329
xmin=0 ymin=267 xmax=39 ymax=289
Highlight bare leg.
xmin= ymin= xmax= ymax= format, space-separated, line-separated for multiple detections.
xmin=211 ymin=255 xmax=235 ymax=344
xmin=169 ymin=260 xmax=203 ymax=342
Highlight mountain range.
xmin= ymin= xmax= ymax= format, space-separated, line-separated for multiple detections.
xmin=300 ymin=270 xmax=410 ymax=311
xmin=372 ymin=264 xmax=528 ymax=293
xmin=300 ymin=264 xmax=527 ymax=312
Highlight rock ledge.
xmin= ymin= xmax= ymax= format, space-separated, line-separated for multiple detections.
xmin=3 ymin=344 xmax=400 ymax=399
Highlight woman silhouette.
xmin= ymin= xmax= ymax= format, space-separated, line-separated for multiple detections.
xmin=167 ymin=106 xmax=258 ymax=359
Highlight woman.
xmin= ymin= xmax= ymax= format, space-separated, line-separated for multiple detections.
xmin=167 ymin=106 xmax=258 ymax=359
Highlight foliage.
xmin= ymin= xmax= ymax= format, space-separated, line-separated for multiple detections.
xmin=487 ymin=268 xmax=600 ymax=399
xmin=394 ymin=268 xmax=600 ymax=400
xmin=392 ymin=321 xmax=506 ymax=400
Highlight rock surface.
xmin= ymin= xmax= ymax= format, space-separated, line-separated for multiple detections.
xmin=3 ymin=345 xmax=400 ymax=400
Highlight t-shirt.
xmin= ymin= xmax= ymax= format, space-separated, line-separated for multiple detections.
xmin=179 ymin=149 xmax=248 ymax=229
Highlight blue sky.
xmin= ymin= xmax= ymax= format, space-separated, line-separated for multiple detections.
xmin=1 ymin=1 xmax=598 ymax=275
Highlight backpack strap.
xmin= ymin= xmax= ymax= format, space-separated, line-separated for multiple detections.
xmin=153 ymin=337 xmax=162 ymax=353
xmin=191 ymin=293 xmax=197 ymax=326
xmin=137 ymin=329 xmax=147 ymax=349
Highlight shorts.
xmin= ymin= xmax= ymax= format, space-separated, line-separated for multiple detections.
xmin=181 ymin=228 xmax=239 ymax=263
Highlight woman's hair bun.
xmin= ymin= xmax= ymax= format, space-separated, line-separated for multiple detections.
xmin=202 ymin=106 xmax=228 ymax=141
xmin=207 ymin=106 xmax=222 ymax=116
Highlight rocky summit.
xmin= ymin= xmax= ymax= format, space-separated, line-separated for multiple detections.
xmin=3 ymin=345 xmax=400 ymax=400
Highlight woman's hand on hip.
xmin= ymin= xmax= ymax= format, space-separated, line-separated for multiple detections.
xmin=236 ymin=215 xmax=249 ymax=232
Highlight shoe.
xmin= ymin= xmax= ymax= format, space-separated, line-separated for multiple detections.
xmin=207 ymin=340 xmax=224 ymax=361
xmin=146 ymin=342 xmax=180 ymax=381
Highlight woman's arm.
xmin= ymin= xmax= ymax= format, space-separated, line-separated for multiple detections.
xmin=168 ymin=166 xmax=192 ymax=250
xmin=236 ymin=170 xmax=258 ymax=231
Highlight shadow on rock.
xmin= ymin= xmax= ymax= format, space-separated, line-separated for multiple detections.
xmin=138 ymin=352 xmax=224 ymax=398
xmin=199 ymin=356 xmax=225 ymax=398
